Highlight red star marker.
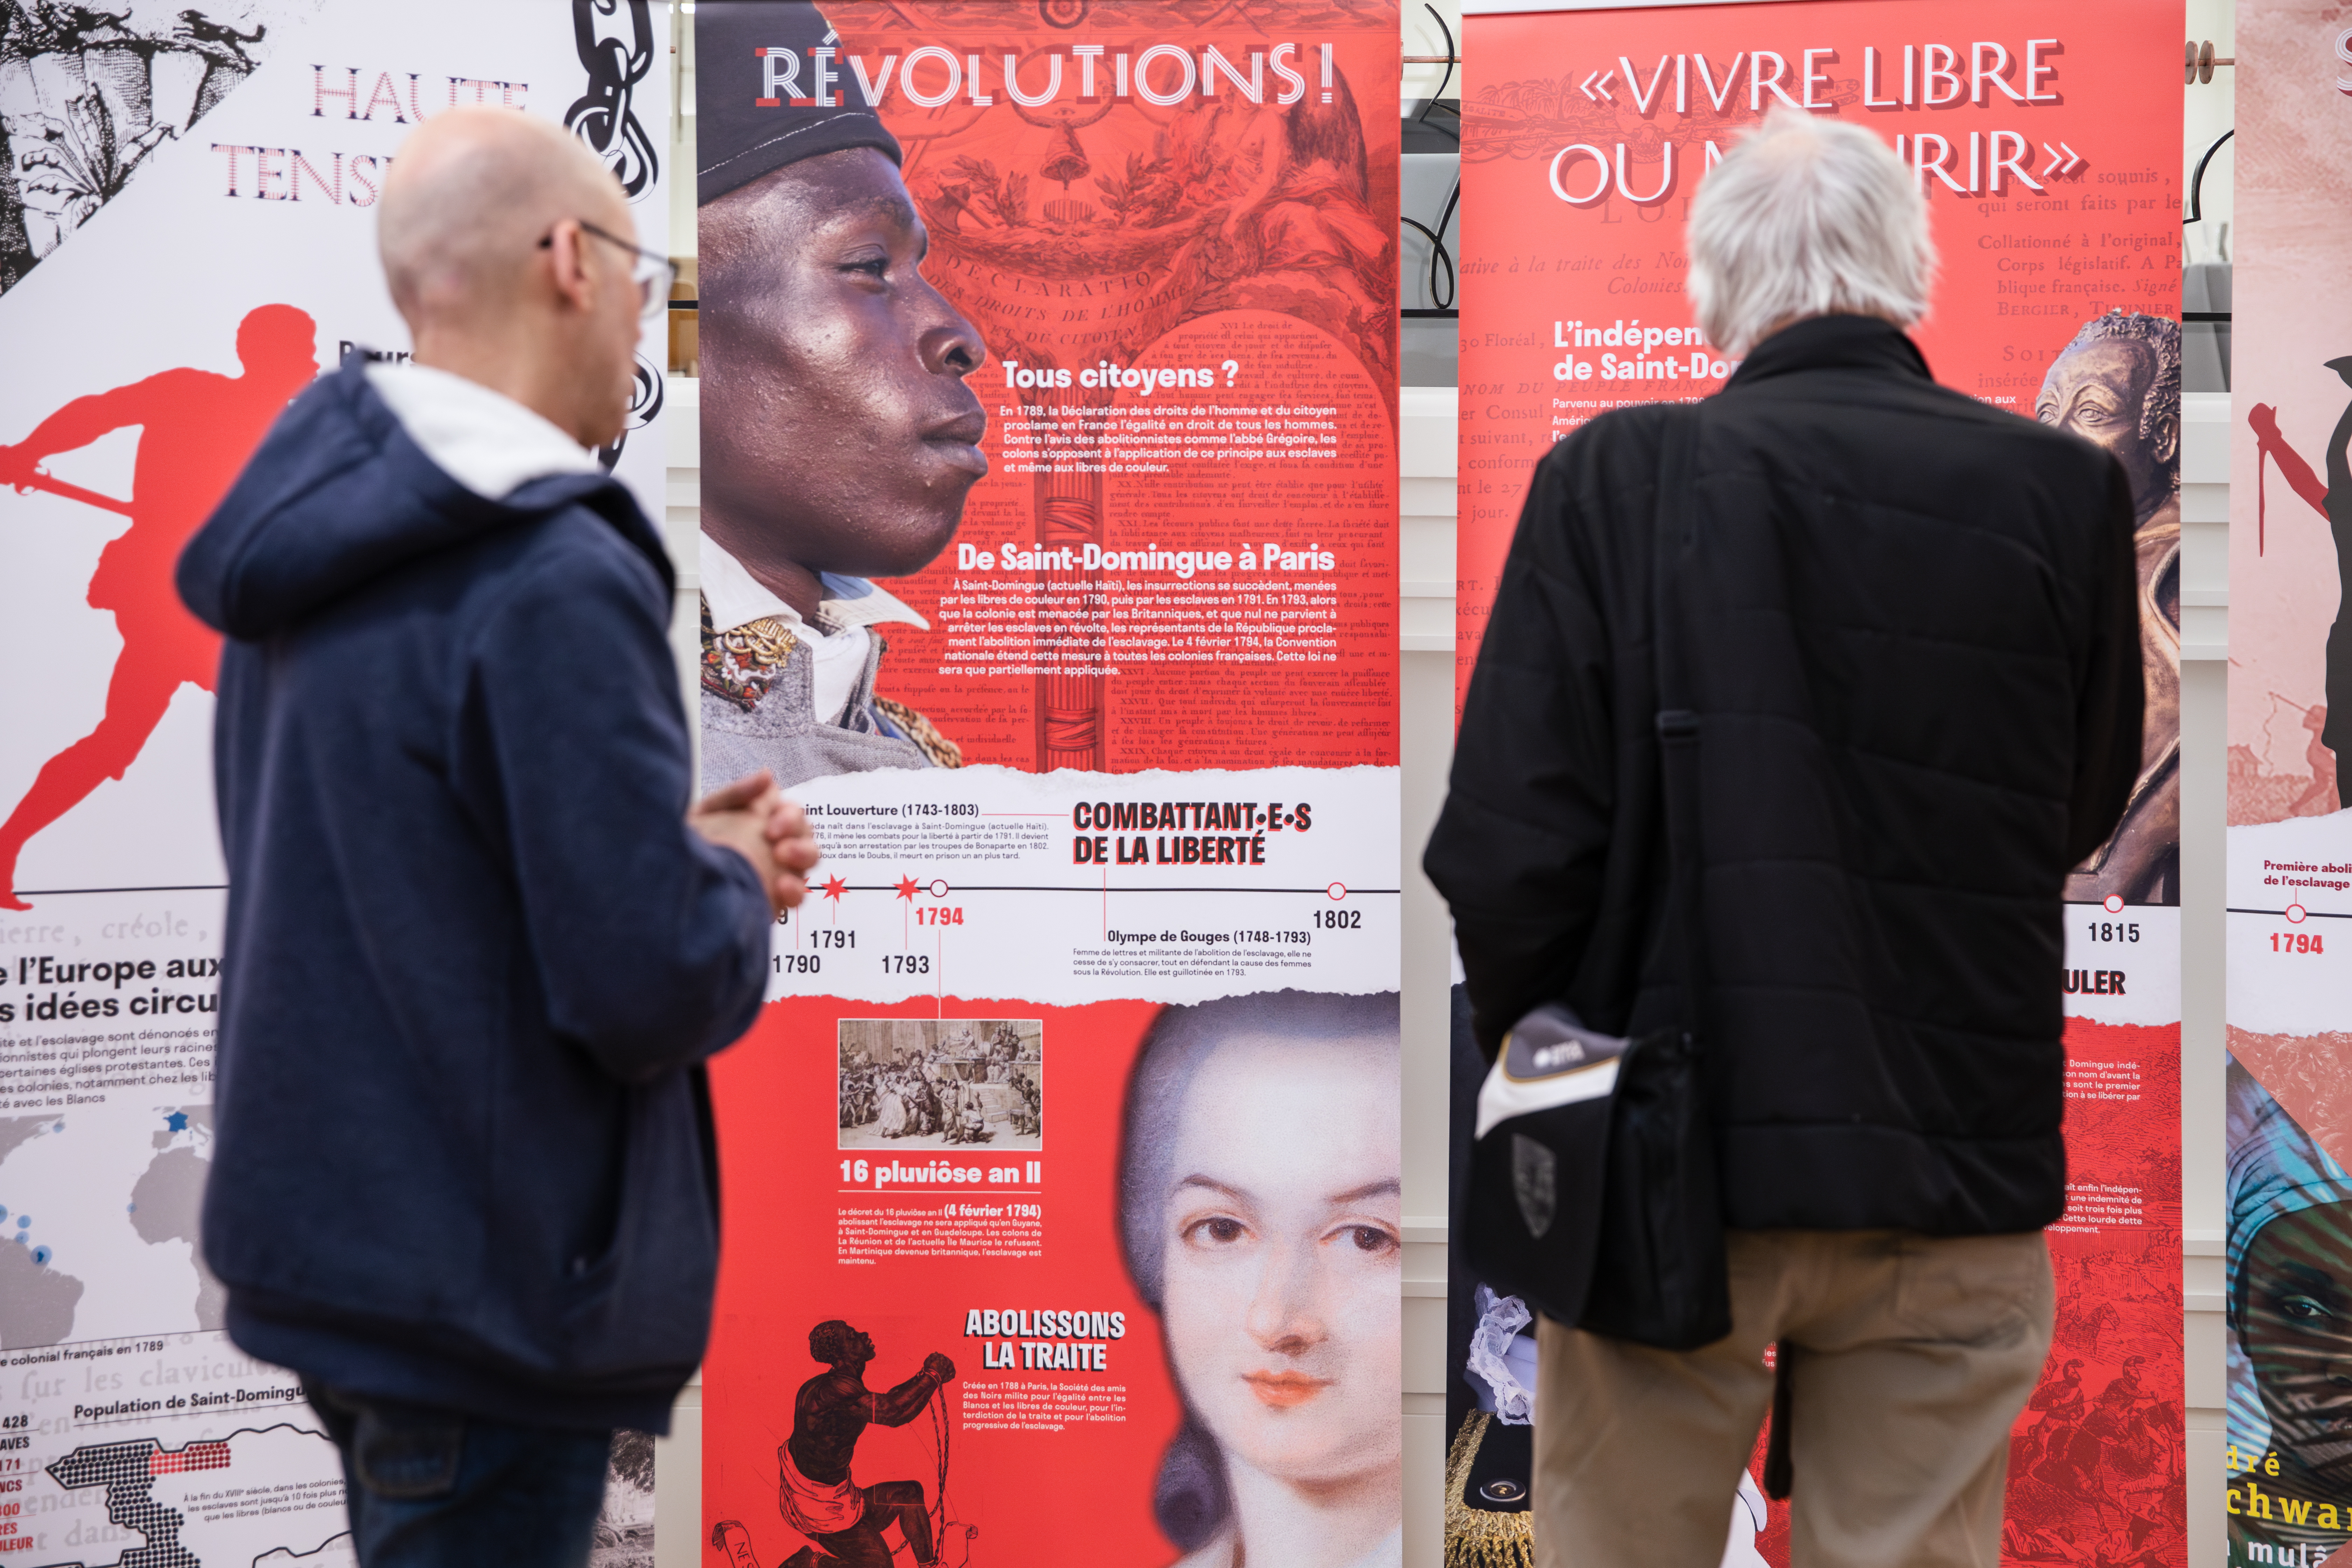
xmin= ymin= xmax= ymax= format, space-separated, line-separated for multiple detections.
xmin=895 ymin=875 xmax=921 ymax=901
xmin=821 ymin=875 xmax=848 ymax=902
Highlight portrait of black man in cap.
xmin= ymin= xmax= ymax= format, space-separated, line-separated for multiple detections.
xmin=695 ymin=0 xmax=986 ymax=791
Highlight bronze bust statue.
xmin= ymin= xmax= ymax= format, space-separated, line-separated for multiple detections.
xmin=2036 ymin=313 xmax=2181 ymax=905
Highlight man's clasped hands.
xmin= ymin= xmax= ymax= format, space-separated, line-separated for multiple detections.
xmin=689 ymin=769 xmax=822 ymax=915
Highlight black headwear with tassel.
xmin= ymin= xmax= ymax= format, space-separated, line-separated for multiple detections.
xmin=694 ymin=0 xmax=902 ymax=206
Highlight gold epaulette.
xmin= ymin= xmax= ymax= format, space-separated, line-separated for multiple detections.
xmin=700 ymin=595 xmax=797 ymax=712
xmin=1444 ymin=1414 xmax=1533 ymax=1568
xmin=875 ymin=698 xmax=964 ymax=769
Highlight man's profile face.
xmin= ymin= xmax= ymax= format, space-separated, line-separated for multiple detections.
xmin=584 ymin=190 xmax=652 ymax=448
xmin=2036 ymin=337 xmax=2176 ymax=517
xmin=701 ymin=148 xmax=987 ymax=580
xmin=2244 ymin=1203 xmax=2352 ymax=1479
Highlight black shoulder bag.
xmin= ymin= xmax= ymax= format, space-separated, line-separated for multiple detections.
xmin=1461 ymin=406 xmax=1732 ymax=1353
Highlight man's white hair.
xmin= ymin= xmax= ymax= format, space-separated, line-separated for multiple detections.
xmin=1687 ymin=108 xmax=1935 ymax=357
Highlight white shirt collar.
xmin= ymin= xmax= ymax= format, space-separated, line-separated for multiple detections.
xmin=364 ymin=361 xmax=601 ymax=500
xmin=700 ymin=531 xmax=930 ymax=636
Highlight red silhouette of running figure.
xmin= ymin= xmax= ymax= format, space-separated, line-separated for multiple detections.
xmin=0 ymin=304 xmax=319 ymax=908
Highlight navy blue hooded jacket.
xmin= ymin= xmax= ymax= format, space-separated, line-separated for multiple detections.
xmin=177 ymin=364 xmax=772 ymax=1433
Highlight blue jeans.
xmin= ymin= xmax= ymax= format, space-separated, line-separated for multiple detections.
xmin=303 ymin=1378 xmax=612 ymax=1568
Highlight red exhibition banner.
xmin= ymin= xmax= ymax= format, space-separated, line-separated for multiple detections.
xmin=1449 ymin=5 xmax=2185 ymax=1566
xmin=693 ymin=4 xmax=1402 ymax=1566
xmin=2224 ymin=1 xmax=2352 ymax=1561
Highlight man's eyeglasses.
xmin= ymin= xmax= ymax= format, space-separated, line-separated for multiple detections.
xmin=539 ymin=220 xmax=677 ymax=319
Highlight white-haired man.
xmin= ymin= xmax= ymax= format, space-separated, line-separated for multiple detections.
xmin=1426 ymin=110 xmax=2143 ymax=1566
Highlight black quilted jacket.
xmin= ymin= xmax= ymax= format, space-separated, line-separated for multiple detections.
xmin=1426 ymin=314 xmax=2142 ymax=1235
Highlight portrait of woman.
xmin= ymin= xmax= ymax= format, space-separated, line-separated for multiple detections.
xmin=2227 ymin=1059 xmax=2352 ymax=1564
xmin=1117 ymin=989 xmax=1402 ymax=1568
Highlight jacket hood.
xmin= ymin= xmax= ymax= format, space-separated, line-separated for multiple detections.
xmin=178 ymin=362 xmax=670 ymax=640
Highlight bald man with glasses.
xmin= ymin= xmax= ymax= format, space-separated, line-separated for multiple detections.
xmin=177 ymin=108 xmax=815 ymax=1568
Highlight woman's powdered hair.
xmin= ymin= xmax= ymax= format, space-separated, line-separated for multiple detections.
xmin=1114 ymin=989 xmax=1399 ymax=1550
xmin=1687 ymin=107 xmax=1936 ymax=357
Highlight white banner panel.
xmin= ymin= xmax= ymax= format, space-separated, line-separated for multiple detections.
xmin=0 ymin=5 xmax=669 ymax=1562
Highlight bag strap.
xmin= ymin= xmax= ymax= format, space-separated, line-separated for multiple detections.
xmin=1651 ymin=407 xmax=1706 ymax=1044
xmin=1658 ymin=406 xmax=1778 ymax=1482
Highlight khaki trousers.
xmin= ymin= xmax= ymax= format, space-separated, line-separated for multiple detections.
xmin=1533 ymin=1228 xmax=2053 ymax=1568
